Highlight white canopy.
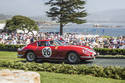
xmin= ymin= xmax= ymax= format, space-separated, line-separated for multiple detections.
xmin=0 ymin=23 xmax=6 ymax=30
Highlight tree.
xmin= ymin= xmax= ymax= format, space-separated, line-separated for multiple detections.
xmin=46 ymin=0 xmax=87 ymax=35
xmin=5 ymin=15 xmax=39 ymax=33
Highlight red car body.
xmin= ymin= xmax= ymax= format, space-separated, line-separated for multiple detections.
xmin=17 ymin=40 xmax=96 ymax=63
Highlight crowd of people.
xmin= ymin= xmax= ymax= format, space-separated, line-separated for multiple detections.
xmin=0 ymin=32 xmax=125 ymax=49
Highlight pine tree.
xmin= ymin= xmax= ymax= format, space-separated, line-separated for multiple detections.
xmin=46 ymin=0 xmax=87 ymax=35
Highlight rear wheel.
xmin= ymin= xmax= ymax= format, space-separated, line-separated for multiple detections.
xmin=26 ymin=52 xmax=36 ymax=62
xmin=67 ymin=52 xmax=80 ymax=64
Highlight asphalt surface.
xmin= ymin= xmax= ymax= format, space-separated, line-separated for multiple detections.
xmin=35 ymin=58 xmax=125 ymax=67
xmin=81 ymin=58 xmax=125 ymax=67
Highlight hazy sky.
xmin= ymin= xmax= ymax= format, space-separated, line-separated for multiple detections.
xmin=0 ymin=0 xmax=125 ymax=16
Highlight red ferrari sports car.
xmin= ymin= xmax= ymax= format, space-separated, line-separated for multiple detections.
xmin=17 ymin=40 xmax=96 ymax=64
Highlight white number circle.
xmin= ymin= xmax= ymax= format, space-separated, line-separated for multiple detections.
xmin=42 ymin=47 xmax=52 ymax=57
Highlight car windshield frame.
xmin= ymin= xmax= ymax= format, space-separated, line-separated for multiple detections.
xmin=50 ymin=40 xmax=64 ymax=46
xmin=37 ymin=40 xmax=64 ymax=47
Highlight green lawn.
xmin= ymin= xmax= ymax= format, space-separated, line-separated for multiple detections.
xmin=0 ymin=51 xmax=125 ymax=83
xmin=0 ymin=51 xmax=17 ymax=59
xmin=0 ymin=51 xmax=24 ymax=61
xmin=40 ymin=72 xmax=125 ymax=83
xmin=0 ymin=67 xmax=124 ymax=83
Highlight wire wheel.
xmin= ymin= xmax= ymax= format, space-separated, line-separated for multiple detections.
xmin=67 ymin=52 xmax=80 ymax=64
xmin=26 ymin=52 xmax=36 ymax=62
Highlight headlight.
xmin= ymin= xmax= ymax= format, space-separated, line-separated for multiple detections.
xmin=88 ymin=49 xmax=96 ymax=54
xmin=82 ymin=49 xmax=90 ymax=55
xmin=82 ymin=47 xmax=96 ymax=54
xmin=82 ymin=49 xmax=85 ymax=53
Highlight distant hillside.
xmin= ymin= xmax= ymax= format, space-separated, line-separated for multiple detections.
xmin=0 ymin=14 xmax=50 ymax=22
xmin=87 ymin=9 xmax=125 ymax=23
xmin=2 ymin=9 xmax=125 ymax=23
xmin=0 ymin=14 xmax=12 ymax=20
xmin=30 ymin=16 xmax=50 ymax=21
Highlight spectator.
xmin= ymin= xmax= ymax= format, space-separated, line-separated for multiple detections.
xmin=0 ymin=32 xmax=125 ymax=49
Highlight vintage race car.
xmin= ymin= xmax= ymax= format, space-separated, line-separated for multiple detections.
xmin=17 ymin=40 xmax=96 ymax=64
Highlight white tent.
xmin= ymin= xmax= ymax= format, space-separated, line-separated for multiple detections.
xmin=0 ymin=23 xmax=6 ymax=30
xmin=17 ymin=29 xmax=38 ymax=35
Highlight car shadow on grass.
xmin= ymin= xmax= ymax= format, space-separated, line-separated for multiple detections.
xmin=17 ymin=59 xmax=93 ymax=65
xmin=18 ymin=60 xmax=27 ymax=63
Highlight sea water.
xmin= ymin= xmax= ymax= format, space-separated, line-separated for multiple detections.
xmin=39 ymin=23 xmax=125 ymax=37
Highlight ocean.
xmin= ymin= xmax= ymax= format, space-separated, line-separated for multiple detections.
xmin=39 ymin=23 xmax=125 ymax=37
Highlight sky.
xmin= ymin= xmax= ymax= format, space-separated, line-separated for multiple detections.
xmin=0 ymin=0 xmax=125 ymax=16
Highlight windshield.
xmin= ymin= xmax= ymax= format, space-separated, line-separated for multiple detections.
xmin=50 ymin=40 xmax=64 ymax=46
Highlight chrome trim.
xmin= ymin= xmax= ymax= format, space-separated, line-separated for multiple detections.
xmin=17 ymin=48 xmax=22 ymax=51
xmin=17 ymin=55 xmax=23 ymax=58
xmin=80 ymin=56 xmax=92 ymax=58
xmin=37 ymin=41 xmax=39 ymax=47
xmin=80 ymin=55 xmax=95 ymax=59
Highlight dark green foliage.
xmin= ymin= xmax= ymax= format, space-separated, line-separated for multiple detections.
xmin=0 ymin=60 xmax=125 ymax=80
xmin=0 ymin=44 xmax=24 ymax=51
xmin=46 ymin=0 xmax=87 ymax=35
xmin=94 ymin=48 xmax=125 ymax=55
xmin=5 ymin=15 xmax=39 ymax=33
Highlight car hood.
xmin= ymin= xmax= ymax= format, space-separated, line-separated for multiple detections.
xmin=61 ymin=45 xmax=96 ymax=55
xmin=66 ymin=45 xmax=91 ymax=49
xmin=58 ymin=45 xmax=90 ymax=50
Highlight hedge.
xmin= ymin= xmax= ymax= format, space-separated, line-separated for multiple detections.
xmin=0 ymin=44 xmax=125 ymax=55
xmin=0 ymin=44 xmax=24 ymax=51
xmin=94 ymin=48 xmax=125 ymax=55
xmin=0 ymin=60 xmax=125 ymax=80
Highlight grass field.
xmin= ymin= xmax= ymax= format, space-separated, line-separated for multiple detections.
xmin=0 ymin=51 xmax=125 ymax=83
xmin=0 ymin=51 xmax=17 ymax=59
xmin=0 ymin=51 xmax=23 ymax=61
xmin=0 ymin=67 xmax=124 ymax=83
xmin=39 ymin=72 xmax=125 ymax=83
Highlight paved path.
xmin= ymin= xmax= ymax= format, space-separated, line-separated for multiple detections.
xmin=81 ymin=58 xmax=125 ymax=67
xmin=36 ymin=58 xmax=125 ymax=67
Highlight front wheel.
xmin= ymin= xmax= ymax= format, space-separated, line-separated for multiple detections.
xmin=26 ymin=52 xmax=36 ymax=62
xmin=67 ymin=52 xmax=80 ymax=64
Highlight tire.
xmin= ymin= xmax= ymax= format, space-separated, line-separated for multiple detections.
xmin=67 ymin=52 xmax=80 ymax=64
xmin=26 ymin=52 xmax=36 ymax=62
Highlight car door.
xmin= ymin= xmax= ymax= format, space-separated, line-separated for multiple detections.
xmin=49 ymin=40 xmax=64 ymax=59
xmin=35 ymin=41 xmax=58 ymax=59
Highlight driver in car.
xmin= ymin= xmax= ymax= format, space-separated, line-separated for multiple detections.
xmin=50 ymin=41 xmax=56 ymax=46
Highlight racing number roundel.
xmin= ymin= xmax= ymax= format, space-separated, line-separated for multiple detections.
xmin=42 ymin=47 xmax=52 ymax=57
